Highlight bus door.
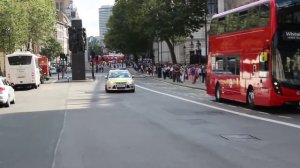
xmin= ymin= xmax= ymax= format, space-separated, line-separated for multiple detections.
xmin=255 ymin=51 xmax=270 ymax=104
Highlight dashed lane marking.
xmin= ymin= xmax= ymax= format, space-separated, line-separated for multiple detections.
xmin=136 ymin=84 xmax=300 ymax=130
xmin=259 ymin=112 xmax=270 ymax=115
xmin=278 ymin=115 xmax=292 ymax=119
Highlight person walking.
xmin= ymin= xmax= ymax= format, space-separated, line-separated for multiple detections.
xmin=162 ymin=65 xmax=167 ymax=80
xmin=202 ymin=65 xmax=206 ymax=83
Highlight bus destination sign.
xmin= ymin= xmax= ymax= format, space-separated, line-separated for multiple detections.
xmin=283 ymin=31 xmax=300 ymax=40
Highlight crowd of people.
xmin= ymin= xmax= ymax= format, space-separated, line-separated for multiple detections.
xmin=135 ymin=63 xmax=207 ymax=84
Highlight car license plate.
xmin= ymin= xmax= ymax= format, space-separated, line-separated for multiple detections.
xmin=117 ymin=84 xmax=126 ymax=87
xmin=18 ymin=76 xmax=25 ymax=78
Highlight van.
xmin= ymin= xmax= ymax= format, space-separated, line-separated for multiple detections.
xmin=5 ymin=51 xmax=41 ymax=89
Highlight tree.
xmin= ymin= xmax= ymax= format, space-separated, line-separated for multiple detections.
xmin=104 ymin=0 xmax=153 ymax=62
xmin=25 ymin=0 xmax=56 ymax=52
xmin=88 ymin=37 xmax=102 ymax=56
xmin=105 ymin=0 xmax=207 ymax=64
xmin=40 ymin=36 xmax=62 ymax=60
xmin=0 ymin=0 xmax=56 ymax=53
xmin=144 ymin=0 xmax=207 ymax=64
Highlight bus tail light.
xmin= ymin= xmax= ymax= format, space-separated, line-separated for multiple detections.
xmin=273 ymin=81 xmax=282 ymax=95
xmin=0 ymin=87 xmax=5 ymax=91
xmin=32 ymin=72 xmax=35 ymax=77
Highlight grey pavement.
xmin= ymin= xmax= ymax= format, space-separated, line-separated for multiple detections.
xmin=1 ymin=75 xmax=300 ymax=168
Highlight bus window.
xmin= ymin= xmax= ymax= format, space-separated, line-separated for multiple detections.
xmin=209 ymin=19 xmax=218 ymax=36
xmin=227 ymin=56 xmax=240 ymax=75
xmin=259 ymin=3 xmax=270 ymax=27
xmin=217 ymin=17 xmax=226 ymax=34
xmin=239 ymin=10 xmax=249 ymax=30
xmin=8 ymin=56 xmax=32 ymax=65
xmin=212 ymin=57 xmax=225 ymax=73
xmin=227 ymin=13 xmax=239 ymax=32
xmin=248 ymin=6 xmax=260 ymax=29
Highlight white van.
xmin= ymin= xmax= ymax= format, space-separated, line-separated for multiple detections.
xmin=5 ymin=51 xmax=41 ymax=89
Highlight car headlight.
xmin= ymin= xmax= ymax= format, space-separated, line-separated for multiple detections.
xmin=127 ymin=80 xmax=134 ymax=85
xmin=107 ymin=80 xmax=115 ymax=85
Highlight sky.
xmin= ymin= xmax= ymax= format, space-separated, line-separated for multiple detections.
xmin=73 ymin=0 xmax=115 ymax=37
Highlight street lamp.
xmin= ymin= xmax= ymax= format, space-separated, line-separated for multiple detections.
xmin=196 ymin=40 xmax=201 ymax=64
xmin=183 ymin=45 xmax=186 ymax=65
xmin=189 ymin=35 xmax=195 ymax=64
xmin=190 ymin=35 xmax=194 ymax=49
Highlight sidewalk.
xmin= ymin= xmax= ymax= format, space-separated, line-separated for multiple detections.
xmin=128 ymin=68 xmax=206 ymax=90
xmin=150 ymin=75 xmax=206 ymax=90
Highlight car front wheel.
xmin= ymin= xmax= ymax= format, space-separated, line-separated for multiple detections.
xmin=5 ymin=96 xmax=10 ymax=107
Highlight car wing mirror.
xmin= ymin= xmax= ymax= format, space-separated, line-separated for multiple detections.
xmin=132 ymin=75 xmax=135 ymax=78
xmin=105 ymin=76 xmax=108 ymax=79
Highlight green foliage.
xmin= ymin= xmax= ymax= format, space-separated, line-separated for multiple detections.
xmin=105 ymin=0 xmax=207 ymax=64
xmin=88 ymin=38 xmax=102 ymax=56
xmin=0 ymin=0 xmax=56 ymax=53
xmin=104 ymin=0 xmax=154 ymax=61
xmin=40 ymin=36 xmax=62 ymax=60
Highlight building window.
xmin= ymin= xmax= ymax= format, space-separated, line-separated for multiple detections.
xmin=208 ymin=0 xmax=218 ymax=15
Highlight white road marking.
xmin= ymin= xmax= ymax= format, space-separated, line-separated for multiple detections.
xmin=278 ymin=115 xmax=292 ymax=119
xmin=136 ymin=84 xmax=300 ymax=129
xmin=259 ymin=112 xmax=270 ymax=115
xmin=51 ymin=110 xmax=67 ymax=168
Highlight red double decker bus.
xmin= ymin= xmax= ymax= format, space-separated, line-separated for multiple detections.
xmin=207 ymin=0 xmax=300 ymax=108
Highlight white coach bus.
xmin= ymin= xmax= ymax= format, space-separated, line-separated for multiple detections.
xmin=5 ymin=51 xmax=41 ymax=89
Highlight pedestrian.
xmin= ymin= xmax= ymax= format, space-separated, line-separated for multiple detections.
xmin=180 ymin=66 xmax=185 ymax=83
xmin=202 ymin=65 xmax=206 ymax=83
xmin=190 ymin=65 xmax=196 ymax=84
xmin=162 ymin=65 xmax=167 ymax=80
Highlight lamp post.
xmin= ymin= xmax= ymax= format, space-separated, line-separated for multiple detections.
xmin=189 ymin=35 xmax=195 ymax=64
xmin=183 ymin=45 xmax=186 ymax=65
xmin=91 ymin=50 xmax=95 ymax=80
xmin=196 ymin=40 xmax=201 ymax=64
xmin=190 ymin=35 xmax=194 ymax=49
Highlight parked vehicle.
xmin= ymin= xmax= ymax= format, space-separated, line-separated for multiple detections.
xmin=50 ymin=67 xmax=57 ymax=74
xmin=37 ymin=55 xmax=50 ymax=84
xmin=0 ymin=77 xmax=15 ymax=107
xmin=5 ymin=51 xmax=41 ymax=89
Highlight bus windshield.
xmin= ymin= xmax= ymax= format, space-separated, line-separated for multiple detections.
xmin=8 ymin=56 xmax=32 ymax=65
xmin=273 ymin=0 xmax=300 ymax=87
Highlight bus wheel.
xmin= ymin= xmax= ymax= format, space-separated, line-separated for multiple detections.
xmin=247 ymin=88 xmax=255 ymax=109
xmin=215 ymin=84 xmax=222 ymax=102
xmin=34 ymin=84 xmax=38 ymax=89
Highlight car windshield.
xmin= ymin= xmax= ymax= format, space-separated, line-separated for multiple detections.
xmin=108 ymin=71 xmax=131 ymax=78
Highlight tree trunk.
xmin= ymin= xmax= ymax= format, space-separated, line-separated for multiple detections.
xmin=165 ymin=38 xmax=177 ymax=64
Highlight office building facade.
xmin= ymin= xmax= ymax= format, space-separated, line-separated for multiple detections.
xmin=99 ymin=5 xmax=113 ymax=40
